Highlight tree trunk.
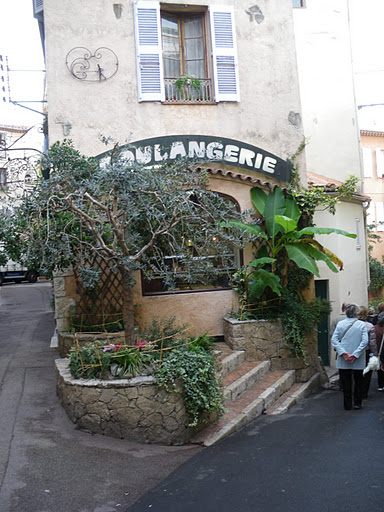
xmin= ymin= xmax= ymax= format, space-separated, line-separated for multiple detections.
xmin=120 ymin=267 xmax=136 ymax=346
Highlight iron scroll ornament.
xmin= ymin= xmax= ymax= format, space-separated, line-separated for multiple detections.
xmin=65 ymin=47 xmax=119 ymax=82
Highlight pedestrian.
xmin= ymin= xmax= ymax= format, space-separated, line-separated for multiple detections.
xmin=332 ymin=303 xmax=368 ymax=410
xmin=358 ymin=306 xmax=377 ymax=399
xmin=374 ymin=310 xmax=384 ymax=391
xmin=330 ymin=301 xmax=350 ymax=391
xmin=367 ymin=306 xmax=376 ymax=324
xmin=330 ymin=301 xmax=349 ymax=336
xmin=371 ymin=302 xmax=384 ymax=326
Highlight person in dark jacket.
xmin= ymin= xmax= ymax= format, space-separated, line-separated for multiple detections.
xmin=374 ymin=311 xmax=384 ymax=390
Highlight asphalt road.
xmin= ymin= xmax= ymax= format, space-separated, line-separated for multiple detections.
xmin=127 ymin=375 xmax=384 ymax=512
xmin=0 ymin=282 xmax=201 ymax=512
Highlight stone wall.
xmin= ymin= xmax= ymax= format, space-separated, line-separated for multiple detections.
xmin=223 ymin=317 xmax=317 ymax=382
xmin=55 ymin=359 xmax=190 ymax=445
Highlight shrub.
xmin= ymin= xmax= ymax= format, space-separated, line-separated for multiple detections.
xmin=155 ymin=341 xmax=224 ymax=427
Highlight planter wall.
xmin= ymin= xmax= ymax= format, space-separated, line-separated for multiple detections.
xmin=55 ymin=359 xmax=190 ymax=445
xmin=223 ymin=317 xmax=317 ymax=382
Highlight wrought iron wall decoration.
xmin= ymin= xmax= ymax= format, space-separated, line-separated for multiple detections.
xmin=66 ymin=47 xmax=119 ymax=82
xmin=0 ymin=154 xmax=42 ymax=201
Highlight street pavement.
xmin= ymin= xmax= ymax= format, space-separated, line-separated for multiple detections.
xmin=128 ymin=376 xmax=384 ymax=512
xmin=0 ymin=282 xmax=202 ymax=512
xmin=1 ymin=282 xmax=383 ymax=512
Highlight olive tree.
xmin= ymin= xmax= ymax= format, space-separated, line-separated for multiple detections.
xmin=4 ymin=141 xmax=240 ymax=344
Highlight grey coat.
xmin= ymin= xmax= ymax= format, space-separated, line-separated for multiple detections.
xmin=331 ymin=318 xmax=368 ymax=370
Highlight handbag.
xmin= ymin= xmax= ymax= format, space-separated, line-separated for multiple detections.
xmin=363 ymin=333 xmax=384 ymax=374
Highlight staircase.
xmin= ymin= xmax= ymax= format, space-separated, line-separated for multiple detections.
xmin=190 ymin=343 xmax=320 ymax=446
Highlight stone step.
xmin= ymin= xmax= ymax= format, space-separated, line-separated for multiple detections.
xmin=190 ymin=369 xmax=296 ymax=447
xmin=223 ymin=360 xmax=270 ymax=402
xmin=220 ymin=349 xmax=245 ymax=379
xmin=265 ymin=372 xmax=321 ymax=415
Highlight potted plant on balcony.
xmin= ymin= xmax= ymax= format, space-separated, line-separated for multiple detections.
xmin=175 ymin=75 xmax=202 ymax=101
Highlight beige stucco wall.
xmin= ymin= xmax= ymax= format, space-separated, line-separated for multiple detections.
xmin=43 ymin=0 xmax=306 ymax=174
xmin=42 ymin=0 xmax=307 ymax=337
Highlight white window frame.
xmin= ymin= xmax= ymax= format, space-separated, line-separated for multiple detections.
xmin=133 ymin=1 xmax=240 ymax=103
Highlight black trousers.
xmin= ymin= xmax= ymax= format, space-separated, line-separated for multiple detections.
xmin=339 ymin=369 xmax=364 ymax=410
xmin=362 ymin=351 xmax=372 ymax=398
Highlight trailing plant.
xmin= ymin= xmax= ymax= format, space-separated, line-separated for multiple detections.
xmin=279 ymin=293 xmax=331 ymax=357
xmin=288 ymin=139 xmax=360 ymax=220
xmin=155 ymin=341 xmax=223 ymax=427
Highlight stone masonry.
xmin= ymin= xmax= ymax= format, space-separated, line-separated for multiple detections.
xmin=223 ymin=317 xmax=317 ymax=382
xmin=55 ymin=359 xmax=190 ymax=445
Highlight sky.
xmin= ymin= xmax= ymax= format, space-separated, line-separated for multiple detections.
xmin=0 ymin=0 xmax=45 ymax=127
xmin=0 ymin=0 xmax=384 ymax=127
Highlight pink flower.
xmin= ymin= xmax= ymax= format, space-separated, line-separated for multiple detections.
xmin=103 ymin=343 xmax=115 ymax=352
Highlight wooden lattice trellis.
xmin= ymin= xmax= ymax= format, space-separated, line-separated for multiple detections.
xmin=73 ymin=256 xmax=124 ymax=330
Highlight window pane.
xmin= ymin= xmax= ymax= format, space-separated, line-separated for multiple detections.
xmin=184 ymin=16 xmax=205 ymax=78
xmin=162 ymin=14 xmax=180 ymax=77
xmin=292 ymin=0 xmax=303 ymax=6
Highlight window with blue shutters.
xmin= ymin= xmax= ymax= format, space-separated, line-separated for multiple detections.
xmin=134 ymin=1 xmax=240 ymax=103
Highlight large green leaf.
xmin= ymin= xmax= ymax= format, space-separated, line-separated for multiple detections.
xmin=296 ymin=227 xmax=357 ymax=238
xmin=265 ymin=187 xmax=286 ymax=238
xmin=249 ymin=268 xmax=283 ymax=298
xmin=222 ymin=219 xmax=268 ymax=240
xmin=285 ymin=243 xmax=320 ymax=276
xmin=275 ymin=215 xmax=297 ymax=234
xmin=304 ymin=243 xmax=339 ymax=273
xmin=248 ymin=257 xmax=276 ymax=268
xmin=250 ymin=187 xmax=267 ymax=216
xmin=284 ymin=196 xmax=301 ymax=223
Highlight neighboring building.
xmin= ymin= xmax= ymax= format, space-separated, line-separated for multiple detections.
xmin=33 ymin=0 xmax=370 ymax=368
xmin=293 ymin=0 xmax=370 ymax=365
xmin=359 ymin=106 xmax=384 ymax=264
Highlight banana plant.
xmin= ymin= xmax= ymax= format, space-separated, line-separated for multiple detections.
xmin=225 ymin=186 xmax=356 ymax=300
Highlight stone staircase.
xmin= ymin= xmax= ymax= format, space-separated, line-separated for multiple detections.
xmin=190 ymin=343 xmax=320 ymax=446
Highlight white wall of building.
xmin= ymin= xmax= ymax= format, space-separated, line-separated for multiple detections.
xmin=293 ymin=0 xmax=368 ymax=366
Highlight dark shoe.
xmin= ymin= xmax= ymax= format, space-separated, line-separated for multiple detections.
xmin=353 ymin=405 xmax=363 ymax=410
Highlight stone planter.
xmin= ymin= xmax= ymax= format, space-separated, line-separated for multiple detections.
xmin=55 ymin=359 xmax=190 ymax=445
xmin=223 ymin=317 xmax=317 ymax=382
xmin=58 ymin=331 xmax=125 ymax=358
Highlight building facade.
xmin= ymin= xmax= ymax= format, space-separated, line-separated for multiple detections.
xmin=34 ymin=0 xmax=370 ymax=367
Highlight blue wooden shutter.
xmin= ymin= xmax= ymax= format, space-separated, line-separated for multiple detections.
xmin=134 ymin=1 xmax=164 ymax=102
xmin=209 ymin=6 xmax=240 ymax=102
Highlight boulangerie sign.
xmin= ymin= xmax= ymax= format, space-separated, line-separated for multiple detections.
xmin=98 ymin=135 xmax=292 ymax=182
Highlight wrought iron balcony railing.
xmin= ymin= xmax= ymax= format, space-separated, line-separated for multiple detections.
xmin=164 ymin=78 xmax=214 ymax=104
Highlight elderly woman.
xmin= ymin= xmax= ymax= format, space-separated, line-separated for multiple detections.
xmin=358 ymin=306 xmax=377 ymax=399
xmin=332 ymin=303 xmax=368 ymax=410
